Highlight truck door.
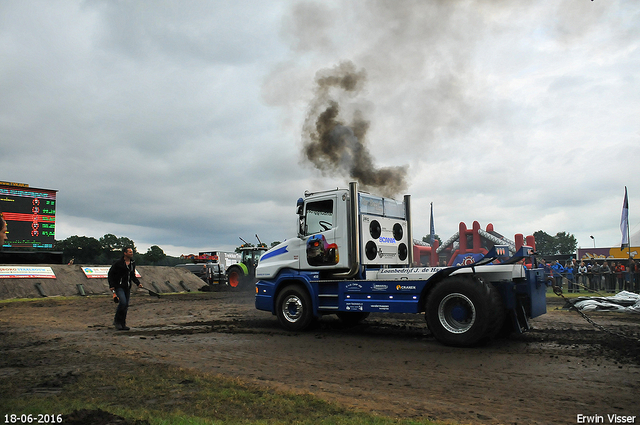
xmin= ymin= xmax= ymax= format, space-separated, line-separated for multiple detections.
xmin=301 ymin=195 xmax=347 ymax=270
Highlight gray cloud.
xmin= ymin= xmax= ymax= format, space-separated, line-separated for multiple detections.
xmin=1 ymin=0 xmax=639 ymax=256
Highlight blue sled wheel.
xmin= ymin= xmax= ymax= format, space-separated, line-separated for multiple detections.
xmin=276 ymin=285 xmax=313 ymax=331
xmin=426 ymin=276 xmax=499 ymax=347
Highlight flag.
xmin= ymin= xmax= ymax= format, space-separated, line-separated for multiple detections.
xmin=429 ymin=202 xmax=435 ymax=245
xmin=621 ymin=186 xmax=629 ymax=249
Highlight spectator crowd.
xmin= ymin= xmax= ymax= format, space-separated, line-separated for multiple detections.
xmin=538 ymin=258 xmax=640 ymax=294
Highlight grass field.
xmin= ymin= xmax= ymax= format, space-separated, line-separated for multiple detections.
xmin=1 ymin=351 xmax=442 ymax=425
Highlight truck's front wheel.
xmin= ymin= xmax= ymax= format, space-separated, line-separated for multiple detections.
xmin=276 ymin=285 xmax=313 ymax=331
xmin=425 ymin=277 xmax=496 ymax=347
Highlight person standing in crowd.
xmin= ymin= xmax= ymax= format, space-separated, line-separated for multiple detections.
xmin=578 ymin=261 xmax=588 ymax=291
xmin=601 ymin=261 xmax=613 ymax=293
xmin=631 ymin=259 xmax=640 ymax=293
xmin=625 ymin=259 xmax=634 ymax=292
xmin=551 ymin=260 xmax=565 ymax=290
xmin=614 ymin=261 xmax=626 ymax=292
xmin=108 ymin=247 xmax=143 ymax=330
xmin=539 ymin=258 xmax=547 ymax=273
xmin=590 ymin=261 xmax=601 ymax=292
xmin=565 ymin=260 xmax=576 ymax=293
xmin=571 ymin=258 xmax=579 ymax=292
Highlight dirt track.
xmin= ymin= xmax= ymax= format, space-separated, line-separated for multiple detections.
xmin=1 ymin=289 xmax=639 ymax=424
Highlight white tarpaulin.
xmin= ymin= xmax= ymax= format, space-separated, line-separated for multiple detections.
xmin=571 ymin=291 xmax=640 ymax=314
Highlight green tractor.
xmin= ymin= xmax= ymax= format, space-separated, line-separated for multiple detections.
xmin=225 ymin=236 xmax=269 ymax=289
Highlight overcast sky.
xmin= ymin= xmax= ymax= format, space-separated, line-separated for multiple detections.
xmin=2 ymin=0 xmax=639 ymax=257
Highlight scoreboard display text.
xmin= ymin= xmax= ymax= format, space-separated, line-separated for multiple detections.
xmin=0 ymin=182 xmax=57 ymax=249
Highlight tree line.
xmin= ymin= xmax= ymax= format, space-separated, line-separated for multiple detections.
xmin=54 ymin=234 xmax=176 ymax=266
xmin=532 ymin=231 xmax=577 ymax=256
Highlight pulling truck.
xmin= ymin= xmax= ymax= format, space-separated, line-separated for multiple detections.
xmin=255 ymin=182 xmax=549 ymax=347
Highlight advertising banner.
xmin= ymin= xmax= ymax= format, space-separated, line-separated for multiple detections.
xmin=81 ymin=267 xmax=141 ymax=279
xmin=578 ymin=247 xmax=638 ymax=261
xmin=0 ymin=266 xmax=56 ymax=279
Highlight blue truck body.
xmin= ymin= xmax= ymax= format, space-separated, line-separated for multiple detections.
xmin=255 ymin=182 xmax=549 ymax=346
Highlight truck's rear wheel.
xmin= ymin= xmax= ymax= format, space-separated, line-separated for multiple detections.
xmin=276 ymin=285 xmax=313 ymax=331
xmin=425 ymin=277 xmax=497 ymax=347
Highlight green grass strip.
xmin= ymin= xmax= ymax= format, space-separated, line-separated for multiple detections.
xmin=0 ymin=359 xmax=441 ymax=425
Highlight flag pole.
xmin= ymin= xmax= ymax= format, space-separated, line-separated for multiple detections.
xmin=622 ymin=187 xmax=631 ymax=275
xmin=628 ymin=192 xmax=632 ymax=263
xmin=628 ymin=189 xmax=632 ymax=294
xmin=429 ymin=202 xmax=435 ymax=246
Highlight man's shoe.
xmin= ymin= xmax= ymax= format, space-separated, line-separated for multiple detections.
xmin=115 ymin=322 xmax=124 ymax=330
xmin=121 ymin=325 xmax=130 ymax=331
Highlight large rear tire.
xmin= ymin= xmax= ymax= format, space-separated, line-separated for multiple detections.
xmin=425 ymin=276 xmax=500 ymax=347
xmin=276 ymin=285 xmax=314 ymax=331
xmin=226 ymin=266 xmax=245 ymax=289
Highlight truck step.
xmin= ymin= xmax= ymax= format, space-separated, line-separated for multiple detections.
xmin=317 ymin=292 xmax=339 ymax=310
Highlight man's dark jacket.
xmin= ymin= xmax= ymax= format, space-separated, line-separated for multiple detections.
xmin=108 ymin=257 xmax=140 ymax=289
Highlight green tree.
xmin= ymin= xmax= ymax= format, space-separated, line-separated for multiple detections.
xmin=117 ymin=236 xmax=137 ymax=252
xmin=99 ymin=233 xmax=121 ymax=263
xmin=143 ymin=245 xmax=166 ymax=265
xmin=99 ymin=233 xmax=119 ymax=252
xmin=533 ymin=230 xmax=577 ymax=255
xmin=270 ymin=241 xmax=281 ymax=247
xmin=98 ymin=233 xmax=136 ymax=253
xmin=98 ymin=234 xmax=137 ymax=263
xmin=554 ymin=231 xmax=578 ymax=255
xmin=533 ymin=231 xmax=555 ymax=255
xmin=55 ymin=235 xmax=102 ymax=264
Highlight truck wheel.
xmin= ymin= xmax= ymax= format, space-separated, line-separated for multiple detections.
xmin=336 ymin=312 xmax=370 ymax=326
xmin=276 ymin=285 xmax=313 ymax=331
xmin=226 ymin=267 xmax=244 ymax=289
xmin=425 ymin=277 xmax=495 ymax=347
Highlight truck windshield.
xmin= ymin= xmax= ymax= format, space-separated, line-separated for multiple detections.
xmin=305 ymin=199 xmax=333 ymax=235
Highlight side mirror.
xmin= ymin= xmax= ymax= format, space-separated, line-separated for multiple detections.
xmin=296 ymin=197 xmax=305 ymax=237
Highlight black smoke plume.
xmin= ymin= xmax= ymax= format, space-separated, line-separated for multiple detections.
xmin=302 ymin=61 xmax=408 ymax=198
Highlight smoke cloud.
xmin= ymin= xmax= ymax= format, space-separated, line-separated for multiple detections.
xmin=302 ymin=61 xmax=408 ymax=198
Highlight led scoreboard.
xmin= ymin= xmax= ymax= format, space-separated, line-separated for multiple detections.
xmin=0 ymin=181 xmax=57 ymax=249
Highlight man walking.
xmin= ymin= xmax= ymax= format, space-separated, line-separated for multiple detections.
xmin=108 ymin=247 xmax=142 ymax=330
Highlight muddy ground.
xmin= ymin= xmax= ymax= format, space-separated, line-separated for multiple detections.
xmin=1 ymin=288 xmax=639 ymax=425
